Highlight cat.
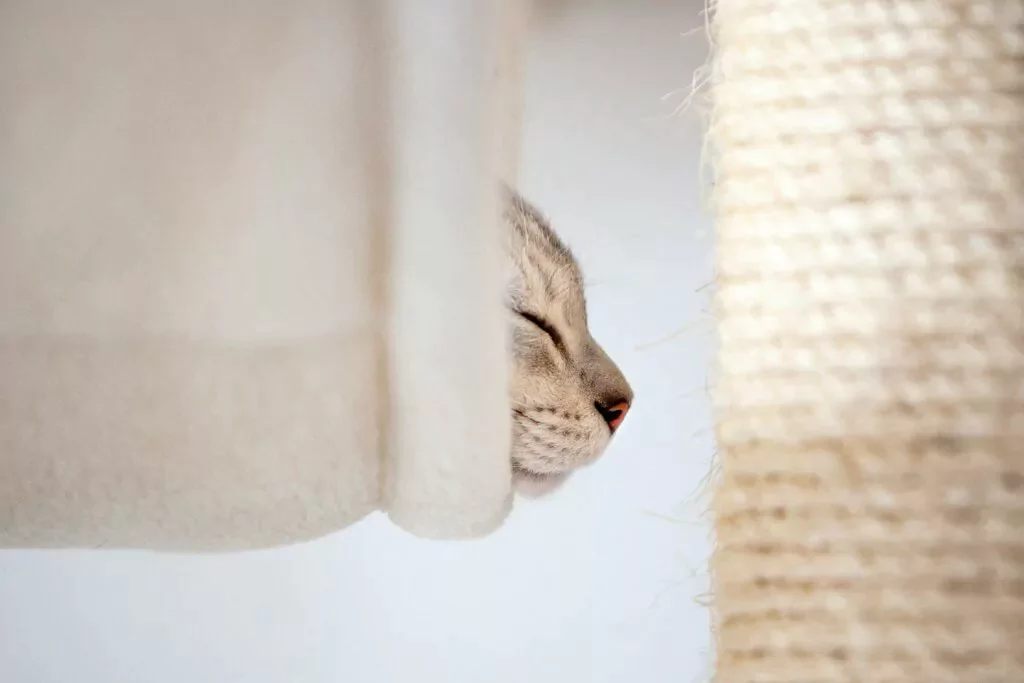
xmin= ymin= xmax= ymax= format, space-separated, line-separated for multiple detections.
xmin=504 ymin=187 xmax=633 ymax=497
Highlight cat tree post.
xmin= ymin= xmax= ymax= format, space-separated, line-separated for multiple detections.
xmin=710 ymin=0 xmax=1024 ymax=681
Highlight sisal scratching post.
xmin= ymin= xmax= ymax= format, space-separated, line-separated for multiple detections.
xmin=710 ymin=0 xmax=1024 ymax=681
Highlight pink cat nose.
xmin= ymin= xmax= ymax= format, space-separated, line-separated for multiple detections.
xmin=595 ymin=400 xmax=630 ymax=433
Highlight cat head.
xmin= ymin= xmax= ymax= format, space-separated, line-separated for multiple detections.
xmin=504 ymin=189 xmax=633 ymax=496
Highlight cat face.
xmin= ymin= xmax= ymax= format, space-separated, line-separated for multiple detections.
xmin=504 ymin=190 xmax=633 ymax=496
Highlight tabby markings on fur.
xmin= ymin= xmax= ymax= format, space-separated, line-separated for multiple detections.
xmin=504 ymin=188 xmax=633 ymax=497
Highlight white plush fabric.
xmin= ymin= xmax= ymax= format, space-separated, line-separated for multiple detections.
xmin=0 ymin=0 xmax=520 ymax=550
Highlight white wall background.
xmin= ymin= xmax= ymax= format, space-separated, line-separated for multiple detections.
xmin=0 ymin=1 xmax=714 ymax=681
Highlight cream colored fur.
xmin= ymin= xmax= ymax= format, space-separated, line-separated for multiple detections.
xmin=504 ymin=189 xmax=633 ymax=497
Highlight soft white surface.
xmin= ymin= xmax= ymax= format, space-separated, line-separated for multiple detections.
xmin=0 ymin=0 xmax=515 ymax=548
xmin=0 ymin=1 xmax=714 ymax=680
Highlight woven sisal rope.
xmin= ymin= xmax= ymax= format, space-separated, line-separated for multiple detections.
xmin=709 ymin=0 xmax=1024 ymax=681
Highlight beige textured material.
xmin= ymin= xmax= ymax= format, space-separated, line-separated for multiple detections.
xmin=710 ymin=0 xmax=1024 ymax=681
xmin=0 ymin=0 xmax=520 ymax=551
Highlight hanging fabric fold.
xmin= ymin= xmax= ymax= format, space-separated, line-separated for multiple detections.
xmin=0 ymin=0 xmax=524 ymax=551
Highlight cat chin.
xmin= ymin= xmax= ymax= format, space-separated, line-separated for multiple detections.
xmin=512 ymin=469 xmax=571 ymax=498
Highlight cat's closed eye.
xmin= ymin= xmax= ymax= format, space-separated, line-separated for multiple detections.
xmin=515 ymin=310 xmax=564 ymax=350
